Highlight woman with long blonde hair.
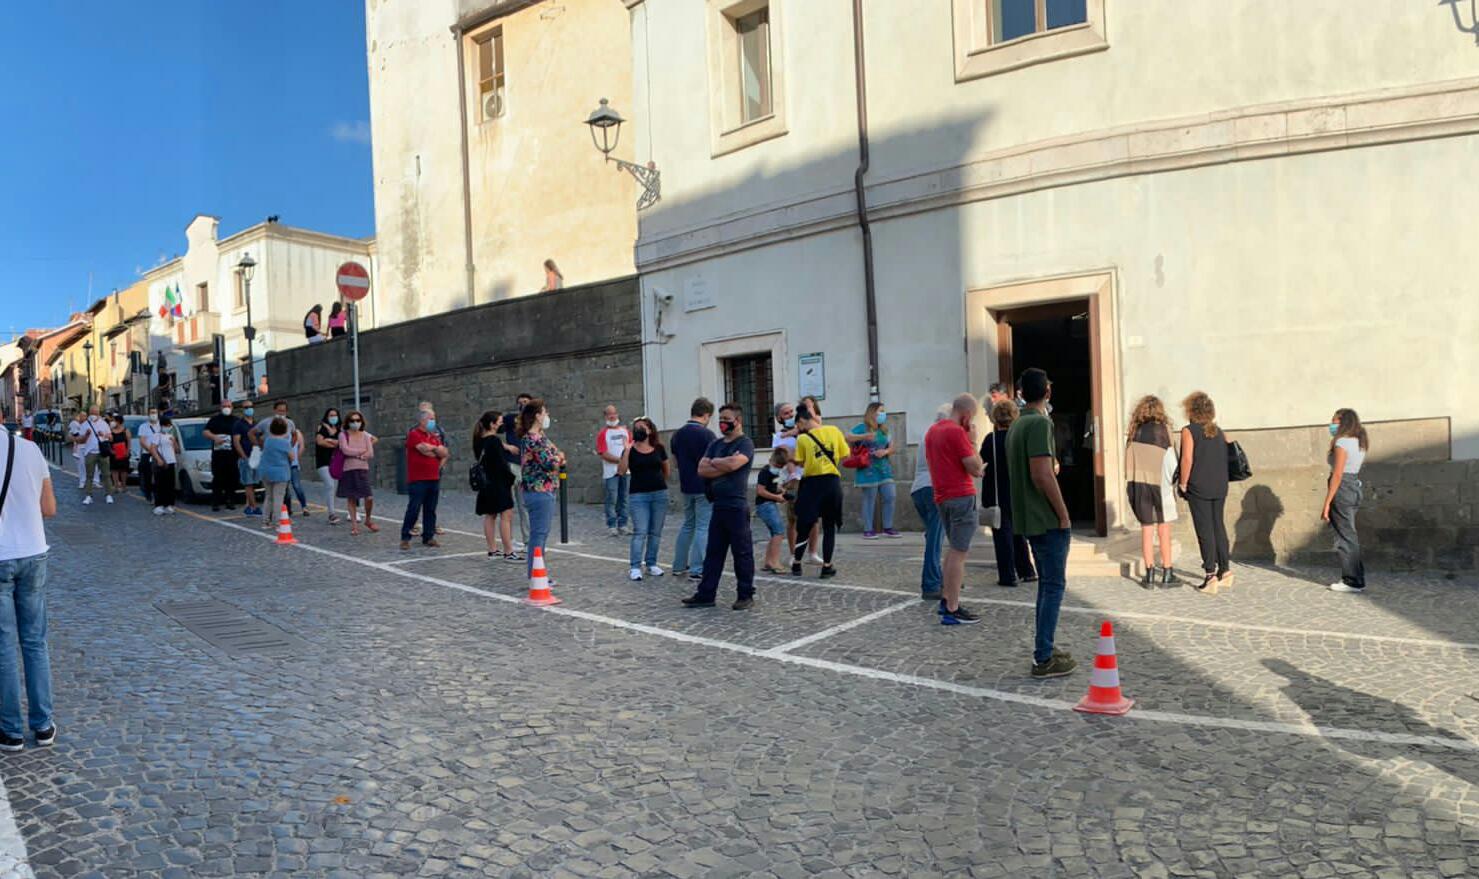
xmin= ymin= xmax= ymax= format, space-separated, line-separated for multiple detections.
xmin=1126 ymin=396 xmax=1179 ymax=588
xmin=1178 ymin=391 xmax=1233 ymax=594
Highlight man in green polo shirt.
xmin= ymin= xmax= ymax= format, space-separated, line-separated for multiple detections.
xmin=1006 ymin=367 xmax=1077 ymax=679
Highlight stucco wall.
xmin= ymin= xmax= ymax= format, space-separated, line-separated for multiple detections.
xmin=367 ymin=0 xmax=637 ymax=324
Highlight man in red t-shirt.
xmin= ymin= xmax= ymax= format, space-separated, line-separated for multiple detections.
xmin=923 ymin=393 xmax=985 ymax=625
xmin=400 ymin=408 xmax=449 ymax=550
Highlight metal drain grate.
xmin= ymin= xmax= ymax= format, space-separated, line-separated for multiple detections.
xmin=157 ymin=599 xmax=307 ymax=657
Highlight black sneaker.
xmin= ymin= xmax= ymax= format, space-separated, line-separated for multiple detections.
xmin=0 ymin=735 xmax=21 ymax=753
xmin=997 ymin=580 xmax=1019 ymax=588
xmin=921 ymin=590 xmax=942 ymax=601
xmin=687 ymin=571 xmax=703 ymax=581
xmin=680 ymin=595 xmax=715 ymax=608
xmin=941 ymin=605 xmax=981 ymax=625
xmin=732 ymin=597 xmax=754 ymax=610
xmin=1021 ymin=574 xmax=1038 ymax=583
xmin=1031 ymin=654 xmax=1078 ymax=678
xmin=33 ymin=726 xmax=54 ymax=748
xmin=791 ymin=563 xmax=803 ymax=576
xmin=819 ymin=566 xmax=837 ymax=579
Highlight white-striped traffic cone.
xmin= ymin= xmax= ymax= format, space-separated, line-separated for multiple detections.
xmin=274 ymin=504 xmax=297 ymax=546
xmin=1073 ymin=621 xmax=1134 ymax=716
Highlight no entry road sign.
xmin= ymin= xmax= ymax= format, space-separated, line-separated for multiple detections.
xmin=337 ymin=262 xmax=370 ymax=302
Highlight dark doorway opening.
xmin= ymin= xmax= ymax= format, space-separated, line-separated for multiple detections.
xmin=1000 ymin=304 xmax=1096 ymax=528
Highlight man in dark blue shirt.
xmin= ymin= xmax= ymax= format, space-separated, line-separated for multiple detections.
xmin=669 ymin=397 xmax=716 ymax=579
xmin=683 ymin=402 xmax=757 ymax=610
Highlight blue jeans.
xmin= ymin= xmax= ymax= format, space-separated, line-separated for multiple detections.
xmin=859 ymin=481 xmax=896 ymax=532
xmin=1026 ymin=528 xmax=1071 ymax=665
xmin=400 ymin=480 xmax=441 ymax=543
xmin=910 ymin=487 xmax=943 ymax=595
xmin=628 ymin=491 xmax=668 ymax=568
xmin=524 ymin=490 xmax=556 ymax=577
xmin=289 ymin=464 xmax=308 ymax=510
xmin=672 ymin=493 xmax=712 ymax=574
xmin=0 ymin=554 xmax=53 ymax=738
xmin=604 ymin=474 xmax=629 ymax=528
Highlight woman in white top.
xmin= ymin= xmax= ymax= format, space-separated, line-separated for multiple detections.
xmin=1322 ymin=408 xmax=1368 ymax=594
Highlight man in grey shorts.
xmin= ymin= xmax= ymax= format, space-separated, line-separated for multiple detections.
xmin=923 ymin=393 xmax=985 ymax=625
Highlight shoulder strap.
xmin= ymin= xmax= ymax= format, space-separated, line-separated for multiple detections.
xmin=801 ymin=430 xmax=838 ymax=469
xmin=0 ymin=431 xmax=15 ymax=519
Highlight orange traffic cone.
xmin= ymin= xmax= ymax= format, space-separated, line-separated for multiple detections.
xmin=274 ymin=504 xmax=297 ymax=546
xmin=524 ymin=548 xmax=561 ymax=606
xmin=1074 ymin=621 xmax=1134 ymax=716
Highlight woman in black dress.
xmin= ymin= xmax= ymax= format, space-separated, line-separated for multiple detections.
xmin=473 ymin=411 xmax=518 ymax=560
xmin=1178 ymin=391 xmax=1233 ymax=594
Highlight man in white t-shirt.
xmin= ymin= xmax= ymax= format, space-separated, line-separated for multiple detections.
xmin=19 ymin=411 xmax=33 ymax=442
xmin=76 ymin=406 xmax=114 ymax=505
xmin=135 ymin=407 xmax=164 ymax=504
xmin=595 ymin=404 xmax=630 ymax=536
xmin=0 ymin=425 xmax=58 ymax=751
xmin=66 ymin=411 xmax=88 ymax=490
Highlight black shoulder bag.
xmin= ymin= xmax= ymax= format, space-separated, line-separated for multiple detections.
xmin=800 ymin=430 xmax=839 ymax=472
xmin=469 ymin=444 xmax=489 ymax=492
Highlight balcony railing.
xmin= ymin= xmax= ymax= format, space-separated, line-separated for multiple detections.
xmin=173 ymin=312 xmax=221 ymax=350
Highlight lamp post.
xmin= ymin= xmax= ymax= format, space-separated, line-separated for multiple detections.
xmin=81 ymin=339 xmax=94 ymax=408
xmin=237 ymin=253 xmax=257 ymax=388
xmin=585 ymin=98 xmax=661 ymax=210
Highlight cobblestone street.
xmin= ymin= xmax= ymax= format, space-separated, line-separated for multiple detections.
xmin=3 ymin=472 xmax=1478 ymax=878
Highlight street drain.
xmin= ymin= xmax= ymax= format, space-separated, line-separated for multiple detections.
xmin=157 ymin=599 xmax=307 ymax=657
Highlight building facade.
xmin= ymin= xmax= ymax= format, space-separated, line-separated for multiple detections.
xmin=625 ymin=0 xmax=1479 ymax=567
xmin=141 ymin=215 xmax=376 ymax=412
xmin=364 ymin=0 xmax=637 ymax=323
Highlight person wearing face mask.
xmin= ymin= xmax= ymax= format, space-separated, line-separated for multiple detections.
xmin=473 ymin=411 xmax=517 ymax=560
xmin=400 ymin=408 xmax=449 ymax=551
xmin=135 ymin=407 xmax=163 ymax=504
xmin=1006 ymin=368 xmax=1077 ymax=678
xmin=1323 ymin=408 xmax=1369 ymax=594
xmin=789 ymin=403 xmax=850 ymax=579
xmin=258 ymin=417 xmax=296 ymax=529
xmin=850 ymin=402 xmax=899 ymax=538
xmin=1177 ymin=390 xmax=1234 ymax=594
xmin=336 ymin=411 xmax=378 ymax=535
xmin=108 ymin=414 xmax=131 ymax=496
xmin=517 ymin=399 xmax=565 ymax=578
xmin=595 ymin=404 xmax=631 ymax=537
xmin=756 ymin=447 xmax=793 ymax=573
xmin=149 ymin=414 xmax=179 ymax=514
xmin=249 ymin=401 xmax=307 ymax=516
xmin=770 ymin=402 xmax=814 ymax=565
xmin=204 ymin=401 xmax=241 ymax=512
xmin=682 ymin=403 xmax=757 ymax=609
xmin=232 ymin=401 xmax=261 ymax=517
xmin=619 ymin=417 xmax=669 ymax=581
xmin=315 ymin=408 xmax=343 ymax=525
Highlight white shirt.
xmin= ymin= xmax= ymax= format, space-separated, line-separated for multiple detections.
xmin=0 ymin=428 xmax=50 ymax=560
xmin=20 ymin=414 xmax=33 ymax=429
xmin=152 ymin=428 xmax=178 ymax=465
xmin=137 ymin=421 xmax=162 ymax=452
xmin=597 ymin=425 xmax=629 ymax=480
xmin=67 ymin=419 xmax=90 ymax=457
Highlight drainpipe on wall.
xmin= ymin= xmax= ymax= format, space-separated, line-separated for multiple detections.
xmin=453 ymin=25 xmax=477 ymax=308
xmin=852 ymin=0 xmax=880 ymax=404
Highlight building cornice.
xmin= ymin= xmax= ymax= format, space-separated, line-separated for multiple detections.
xmin=217 ymin=223 xmax=373 ymax=254
xmin=452 ymin=0 xmax=544 ymax=34
xmin=636 ymin=76 xmax=1479 ymax=272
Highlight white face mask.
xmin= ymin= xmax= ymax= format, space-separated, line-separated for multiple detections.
xmin=148 ymin=415 xmax=159 ymax=425
xmin=221 ymin=408 xmax=233 ymax=417
xmin=606 ymin=418 xmax=620 ymax=427
xmin=541 ymin=414 xmax=551 ymax=430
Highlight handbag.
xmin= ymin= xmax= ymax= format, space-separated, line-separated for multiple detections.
xmin=1227 ymin=439 xmax=1252 ymax=482
xmin=111 ymin=441 xmax=128 ymax=460
xmin=248 ymin=446 xmax=262 ymax=470
xmin=979 ymin=432 xmax=1002 ymax=528
xmin=329 ymin=447 xmax=346 ymax=480
xmin=841 ymin=444 xmax=872 ymax=470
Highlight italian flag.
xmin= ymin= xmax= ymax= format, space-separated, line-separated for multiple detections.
xmin=158 ymin=285 xmax=184 ymax=319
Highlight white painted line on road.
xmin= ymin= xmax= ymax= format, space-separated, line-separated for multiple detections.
xmin=763 ymin=600 xmax=919 ymax=656
xmin=0 ymin=773 xmax=35 ymax=879
xmin=385 ymin=551 xmax=495 ymax=566
xmin=465 ymin=537 xmax=1479 ymax=656
xmin=180 ymin=505 xmax=1479 ymax=753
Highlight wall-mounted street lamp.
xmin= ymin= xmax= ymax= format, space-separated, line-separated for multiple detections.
xmin=1442 ymin=0 xmax=1479 ymax=44
xmin=585 ymin=98 xmax=661 ymax=210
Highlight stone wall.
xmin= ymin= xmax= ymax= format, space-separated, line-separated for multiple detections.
xmin=263 ymin=277 xmax=642 ymax=504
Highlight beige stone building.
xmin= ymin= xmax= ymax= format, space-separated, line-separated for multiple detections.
xmin=624 ymin=0 xmax=1479 ymax=568
xmin=365 ymin=0 xmax=638 ymax=323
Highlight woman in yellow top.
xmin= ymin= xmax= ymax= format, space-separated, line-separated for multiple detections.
xmin=790 ymin=402 xmax=851 ymax=578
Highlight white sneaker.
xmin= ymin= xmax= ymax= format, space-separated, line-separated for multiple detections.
xmin=82 ymin=496 xmax=93 ymax=506
xmin=629 ymin=568 xmax=643 ymax=581
xmin=166 ymin=506 xmax=177 ymax=514
xmin=1329 ymin=582 xmax=1365 ymax=594
xmin=647 ymin=565 xmax=665 ymax=577
xmin=810 ymin=552 xmax=824 ymax=565
xmin=609 ymin=527 xmax=620 ymax=537
xmin=105 ymin=495 xmax=114 ymax=504
xmin=153 ymin=506 xmax=166 ymax=516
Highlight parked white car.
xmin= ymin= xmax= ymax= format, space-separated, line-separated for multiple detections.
xmin=169 ymin=417 xmax=222 ymax=502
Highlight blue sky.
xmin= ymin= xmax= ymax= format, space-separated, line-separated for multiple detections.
xmin=0 ymin=1 xmax=374 ymax=339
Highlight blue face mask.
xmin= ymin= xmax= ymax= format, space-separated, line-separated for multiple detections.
xmin=328 ymin=416 xmax=339 ymax=426
xmin=427 ymin=419 xmax=438 ymax=432
xmin=782 ymin=417 xmax=795 ymax=429
xmin=1328 ymin=423 xmax=1339 ymax=437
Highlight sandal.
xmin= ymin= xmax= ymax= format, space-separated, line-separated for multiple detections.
xmin=328 ymin=515 xmax=341 ymax=526
xmin=350 ymin=526 xmax=361 ymax=536
xmin=1196 ymin=573 xmax=1220 ymax=596
xmin=366 ymin=522 xmax=380 ymax=533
